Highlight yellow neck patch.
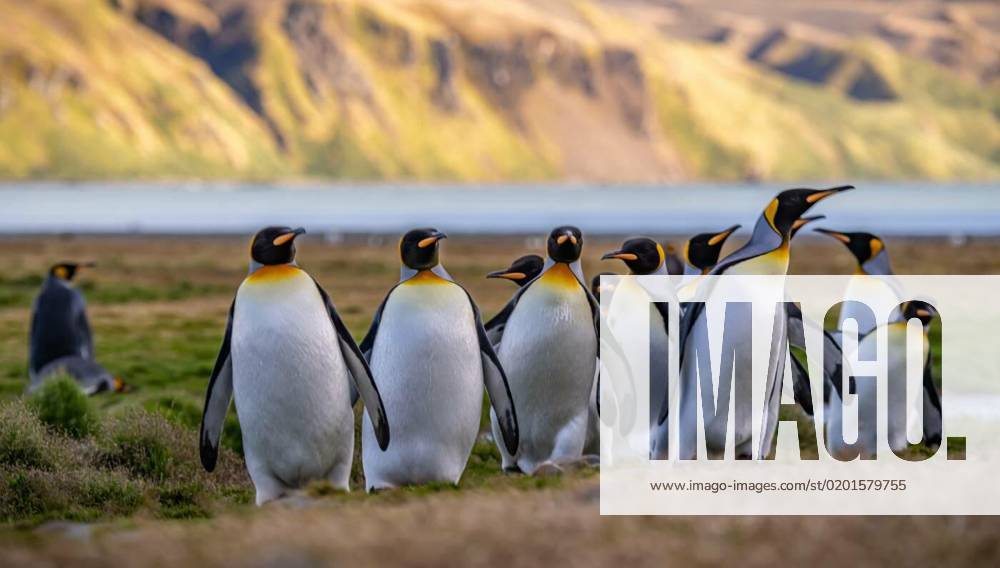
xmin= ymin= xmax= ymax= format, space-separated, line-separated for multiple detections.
xmin=763 ymin=199 xmax=780 ymax=235
xmin=539 ymin=262 xmax=580 ymax=290
xmin=405 ymin=270 xmax=449 ymax=285
xmin=246 ymin=264 xmax=301 ymax=284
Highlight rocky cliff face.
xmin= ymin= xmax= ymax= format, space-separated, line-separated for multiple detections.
xmin=0 ymin=0 xmax=996 ymax=181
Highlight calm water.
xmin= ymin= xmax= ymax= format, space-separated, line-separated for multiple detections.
xmin=1 ymin=181 xmax=997 ymax=236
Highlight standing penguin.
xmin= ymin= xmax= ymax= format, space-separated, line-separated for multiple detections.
xmin=655 ymin=186 xmax=853 ymax=460
xmin=199 ymin=227 xmax=389 ymax=505
xmin=683 ymin=225 xmax=741 ymax=275
xmin=486 ymin=254 xmax=544 ymax=288
xmin=358 ymin=228 xmax=518 ymax=490
xmin=813 ymin=227 xmax=898 ymax=337
xmin=487 ymin=226 xmax=598 ymax=473
xmin=484 ymin=254 xmax=545 ymax=345
xmin=29 ymin=262 xmax=121 ymax=394
xmin=601 ymin=237 xmax=671 ymax=446
xmin=813 ymin=228 xmax=941 ymax=456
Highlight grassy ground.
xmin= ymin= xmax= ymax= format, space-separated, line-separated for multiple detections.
xmin=1 ymin=234 xmax=999 ymax=564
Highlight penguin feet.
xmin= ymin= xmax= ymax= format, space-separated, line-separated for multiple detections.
xmin=532 ymin=462 xmax=564 ymax=478
xmin=502 ymin=464 xmax=524 ymax=475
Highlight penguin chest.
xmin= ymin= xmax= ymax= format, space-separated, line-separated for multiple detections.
xmin=364 ymin=277 xmax=482 ymax=483
xmin=726 ymin=248 xmax=789 ymax=276
xmin=232 ymin=268 xmax=353 ymax=473
xmin=499 ymin=265 xmax=596 ymax=423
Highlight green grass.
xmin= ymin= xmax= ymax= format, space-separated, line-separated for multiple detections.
xmin=0 ymin=400 xmax=250 ymax=526
xmin=28 ymin=376 xmax=99 ymax=439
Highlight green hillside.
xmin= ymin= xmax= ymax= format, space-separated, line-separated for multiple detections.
xmin=0 ymin=0 xmax=996 ymax=181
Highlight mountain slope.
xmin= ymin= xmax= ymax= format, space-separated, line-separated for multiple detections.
xmin=0 ymin=0 xmax=996 ymax=181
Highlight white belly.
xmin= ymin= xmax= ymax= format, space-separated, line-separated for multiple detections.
xmin=362 ymin=279 xmax=483 ymax=488
xmin=232 ymin=274 xmax=354 ymax=487
xmin=498 ymin=272 xmax=597 ymax=468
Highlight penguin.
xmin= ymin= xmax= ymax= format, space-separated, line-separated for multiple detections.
xmin=601 ymin=237 xmax=672 ymax=449
xmin=484 ymin=254 xmax=545 ymax=345
xmin=28 ymin=262 xmax=122 ymax=395
xmin=813 ymin=229 xmax=941 ymax=456
xmin=790 ymin=215 xmax=824 ymax=239
xmin=357 ymin=228 xmax=518 ymax=490
xmin=486 ymin=254 xmax=544 ymax=288
xmin=813 ymin=227 xmax=899 ymax=337
xmin=662 ymin=244 xmax=686 ymax=276
xmin=486 ymin=226 xmax=599 ymax=473
xmin=585 ymin=272 xmax=618 ymax=457
xmin=199 ymin=226 xmax=390 ymax=505
xmin=591 ymin=272 xmax=618 ymax=301
xmin=683 ymin=224 xmax=741 ymax=275
xmin=655 ymin=186 xmax=853 ymax=460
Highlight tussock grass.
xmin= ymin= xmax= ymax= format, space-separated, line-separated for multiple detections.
xmin=0 ymin=401 xmax=250 ymax=526
xmin=28 ymin=375 xmax=99 ymax=439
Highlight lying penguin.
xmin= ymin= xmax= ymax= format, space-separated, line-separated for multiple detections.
xmin=358 ymin=228 xmax=518 ymax=490
xmin=29 ymin=262 xmax=122 ymax=395
xmin=199 ymin=227 xmax=390 ymax=504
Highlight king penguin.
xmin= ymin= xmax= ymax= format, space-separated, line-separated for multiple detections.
xmin=358 ymin=228 xmax=518 ymax=490
xmin=199 ymin=226 xmax=390 ymax=505
xmin=486 ymin=254 xmax=544 ymax=288
xmin=813 ymin=228 xmax=941 ymax=457
xmin=654 ymin=186 xmax=853 ymax=460
xmin=484 ymin=254 xmax=545 ymax=345
xmin=814 ymin=227 xmax=899 ymax=337
xmin=683 ymin=225 xmax=741 ymax=276
xmin=29 ymin=262 xmax=122 ymax=395
xmin=487 ymin=226 xmax=599 ymax=473
xmin=601 ymin=237 xmax=672 ymax=450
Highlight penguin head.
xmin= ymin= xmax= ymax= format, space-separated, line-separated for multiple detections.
xmin=400 ymin=228 xmax=447 ymax=270
xmin=49 ymin=262 xmax=94 ymax=281
xmin=602 ymin=237 xmax=663 ymax=275
xmin=902 ymin=300 xmax=939 ymax=328
xmin=486 ymin=254 xmax=543 ymax=287
xmin=591 ymin=272 xmax=617 ymax=301
xmin=790 ymin=215 xmax=824 ymax=239
xmin=764 ymin=186 xmax=853 ymax=238
xmin=685 ymin=225 xmax=740 ymax=272
xmin=547 ymin=226 xmax=583 ymax=263
xmin=813 ymin=228 xmax=885 ymax=266
xmin=251 ymin=226 xmax=306 ymax=266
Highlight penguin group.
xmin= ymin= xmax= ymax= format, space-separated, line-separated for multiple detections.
xmin=24 ymin=184 xmax=944 ymax=503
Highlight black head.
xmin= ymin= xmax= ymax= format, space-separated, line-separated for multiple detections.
xmin=251 ymin=226 xmax=306 ymax=266
xmin=400 ymin=228 xmax=447 ymax=270
xmin=685 ymin=224 xmax=740 ymax=272
xmin=790 ymin=215 xmax=824 ymax=239
xmin=547 ymin=226 xmax=583 ymax=263
xmin=601 ymin=237 xmax=663 ymax=275
xmin=591 ymin=272 xmax=617 ymax=301
xmin=763 ymin=185 xmax=853 ymax=238
xmin=49 ymin=262 xmax=94 ymax=281
xmin=486 ymin=254 xmax=544 ymax=287
xmin=902 ymin=300 xmax=939 ymax=327
xmin=814 ymin=228 xmax=885 ymax=266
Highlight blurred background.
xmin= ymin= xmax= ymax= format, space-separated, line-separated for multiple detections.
xmin=0 ymin=0 xmax=997 ymax=236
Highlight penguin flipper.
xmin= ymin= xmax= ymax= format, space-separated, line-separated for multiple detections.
xmin=922 ymin=349 xmax=943 ymax=446
xmin=200 ymin=300 xmax=235 ymax=473
xmin=785 ymin=304 xmax=815 ymax=416
xmin=358 ymin=291 xmax=391 ymax=361
xmin=75 ymin=297 xmax=94 ymax=360
xmin=313 ymin=279 xmax=390 ymax=451
xmin=464 ymin=291 xmax=519 ymax=455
